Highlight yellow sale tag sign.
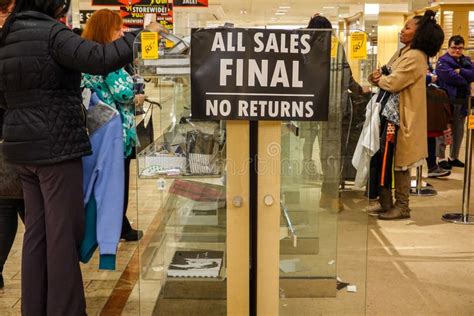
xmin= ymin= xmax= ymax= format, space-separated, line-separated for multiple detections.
xmin=141 ymin=32 xmax=158 ymax=60
xmin=331 ymin=36 xmax=338 ymax=58
xmin=469 ymin=115 xmax=474 ymax=130
xmin=350 ymin=32 xmax=367 ymax=59
xmin=165 ymin=39 xmax=174 ymax=49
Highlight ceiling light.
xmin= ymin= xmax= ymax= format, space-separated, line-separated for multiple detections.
xmin=275 ymin=12 xmax=286 ymax=15
xmin=279 ymin=6 xmax=291 ymax=9
xmin=276 ymin=9 xmax=288 ymax=12
xmin=323 ymin=6 xmax=335 ymax=9
xmin=364 ymin=4 xmax=379 ymax=15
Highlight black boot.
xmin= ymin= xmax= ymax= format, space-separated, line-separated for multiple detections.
xmin=121 ymin=229 xmax=143 ymax=242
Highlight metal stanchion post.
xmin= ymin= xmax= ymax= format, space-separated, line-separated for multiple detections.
xmin=442 ymin=96 xmax=474 ymax=224
xmin=410 ymin=165 xmax=437 ymax=196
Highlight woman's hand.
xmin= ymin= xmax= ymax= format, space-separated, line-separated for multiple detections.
xmin=134 ymin=94 xmax=146 ymax=107
xmin=145 ymin=22 xmax=168 ymax=34
xmin=370 ymin=69 xmax=382 ymax=85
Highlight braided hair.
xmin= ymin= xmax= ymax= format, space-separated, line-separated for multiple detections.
xmin=411 ymin=10 xmax=444 ymax=57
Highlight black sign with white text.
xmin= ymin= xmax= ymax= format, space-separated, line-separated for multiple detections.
xmin=191 ymin=28 xmax=331 ymax=121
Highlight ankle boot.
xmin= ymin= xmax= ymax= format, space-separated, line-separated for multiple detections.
xmin=367 ymin=188 xmax=393 ymax=216
xmin=379 ymin=170 xmax=411 ymax=220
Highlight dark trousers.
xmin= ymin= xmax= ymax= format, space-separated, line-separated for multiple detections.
xmin=426 ymin=137 xmax=437 ymax=169
xmin=0 ymin=199 xmax=24 ymax=273
xmin=122 ymin=156 xmax=133 ymax=235
xmin=16 ymin=159 xmax=86 ymax=316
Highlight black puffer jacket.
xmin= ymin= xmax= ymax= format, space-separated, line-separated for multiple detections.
xmin=0 ymin=11 xmax=138 ymax=165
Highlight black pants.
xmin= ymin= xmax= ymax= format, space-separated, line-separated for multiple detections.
xmin=16 ymin=159 xmax=86 ymax=316
xmin=427 ymin=137 xmax=437 ymax=169
xmin=0 ymin=199 xmax=24 ymax=273
xmin=122 ymin=155 xmax=133 ymax=235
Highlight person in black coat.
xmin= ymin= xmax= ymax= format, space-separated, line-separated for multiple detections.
xmin=0 ymin=0 xmax=25 ymax=292
xmin=0 ymin=0 xmax=161 ymax=314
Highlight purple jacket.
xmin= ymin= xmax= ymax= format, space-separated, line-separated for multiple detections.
xmin=435 ymin=52 xmax=474 ymax=100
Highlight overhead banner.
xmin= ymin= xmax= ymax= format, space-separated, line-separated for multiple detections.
xmin=156 ymin=14 xmax=174 ymax=31
xmin=173 ymin=0 xmax=208 ymax=7
xmin=92 ymin=0 xmax=170 ymax=8
xmin=191 ymin=28 xmax=331 ymax=121
xmin=119 ymin=0 xmax=172 ymax=28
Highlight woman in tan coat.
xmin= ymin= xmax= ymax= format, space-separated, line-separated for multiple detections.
xmin=370 ymin=10 xmax=444 ymax=220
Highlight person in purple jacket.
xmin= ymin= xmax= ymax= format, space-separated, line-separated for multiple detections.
xmin=435 ymin=35 xmax=474 ymax=170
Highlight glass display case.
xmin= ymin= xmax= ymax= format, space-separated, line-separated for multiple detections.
xmin=131 ymin=28 xmax=372 ymax=315
xmin=132 ymin=31 xmax=228 ymax=315
xmin=278 ymin=31 xmax=373 ymax=314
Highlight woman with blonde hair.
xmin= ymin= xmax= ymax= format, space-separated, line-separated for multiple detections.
xmin=82 ymin=9 xmax=142 ymax=241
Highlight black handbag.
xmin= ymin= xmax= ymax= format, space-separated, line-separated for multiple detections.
xmin=136 ymin=100 xmax=159 ymax=150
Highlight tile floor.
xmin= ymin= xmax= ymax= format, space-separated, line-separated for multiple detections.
xmin=0 ymin=159 xmax=473 ymax=315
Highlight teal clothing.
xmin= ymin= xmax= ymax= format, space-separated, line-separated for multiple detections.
xmin=79 ymin=197 xmax=116 ymax=270
xmin=82 ymin=69 xmax=137 ymax=157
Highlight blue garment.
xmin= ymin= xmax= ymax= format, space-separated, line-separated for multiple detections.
xmin=80 ymin=102 xmax=124 ymax=270
xmin=436 ymin=53 xmax=474 ymax=100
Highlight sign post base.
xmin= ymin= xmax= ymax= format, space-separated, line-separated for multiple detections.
xmin=441 ymin=213 xmax=474 ymax=225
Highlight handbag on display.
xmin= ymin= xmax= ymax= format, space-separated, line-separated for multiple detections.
xmin=136 ymin=101 xmax=157 ymax=150
xmin=186 ymin=130 xmax=220 ymax=175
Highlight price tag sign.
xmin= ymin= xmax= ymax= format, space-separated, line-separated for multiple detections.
xmin=468 ymin=115 xmax=474 ymax=130
xmin=350 ymin=32 xmax=367 ymax=59
xmin=141 ymin=32 xmax=159 ymax=60
xmin=331 ymin=36 xmax=338 ymax=58
xmin=165 ymin=39 xmax=174 ymax=48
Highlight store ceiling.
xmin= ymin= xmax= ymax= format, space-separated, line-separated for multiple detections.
xmin=78 ymin=0 xmax=430 ymax=27
xmin=198 ymin=0 xmax=429 ymax=26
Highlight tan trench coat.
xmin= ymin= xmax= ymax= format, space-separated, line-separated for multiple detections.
xmin=376 ymin=47 xmax=428 ymax=167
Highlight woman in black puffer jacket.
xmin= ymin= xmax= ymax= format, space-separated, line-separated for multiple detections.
xmin=0 ymin=0 xmax=159 ymax=314
xmin=0 ymin=0 xmax=25 ymax=293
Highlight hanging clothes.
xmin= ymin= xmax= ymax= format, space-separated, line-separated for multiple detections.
xmin=82 ymin=69 xmax=137 ymax=158
xmin=352 ymin=91 xmax=390 ymax=189
xmin=80 ymin=97 xmax=125 ymax=270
